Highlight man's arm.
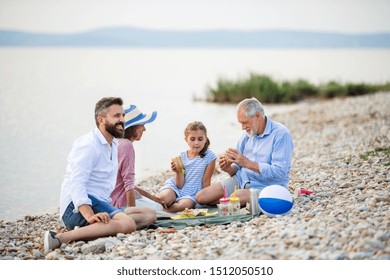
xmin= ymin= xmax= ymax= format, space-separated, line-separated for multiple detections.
xmin=68 ymin=140 xmax=95 ymax=214
xmin=79 ymin=204 xmax=110 ymax=224
xmin=256 ymin=132 xmax=293 ymax=180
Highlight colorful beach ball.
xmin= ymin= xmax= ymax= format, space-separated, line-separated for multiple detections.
xmin=258 ymin=185 xmax=293 ymax=217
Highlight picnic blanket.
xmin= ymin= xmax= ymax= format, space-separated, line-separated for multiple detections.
xmin=148 ymin=210 xmax=255 ymax=230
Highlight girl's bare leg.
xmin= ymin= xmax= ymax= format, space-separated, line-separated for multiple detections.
xmin=166 ymin=198 xmax=195 ymax=212
xmin=156 ymin=189 xmax=177 ymax=208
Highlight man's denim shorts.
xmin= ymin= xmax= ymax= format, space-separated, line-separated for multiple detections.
xmin=62 ymin=195 xmax=123 ymax=230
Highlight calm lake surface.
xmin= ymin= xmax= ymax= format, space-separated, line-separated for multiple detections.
xmin=1 ymin=48 xmax=389 ymax=221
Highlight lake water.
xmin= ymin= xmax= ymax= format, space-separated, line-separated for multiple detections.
xmin=1 ymin=48 xmax=389 ymax=222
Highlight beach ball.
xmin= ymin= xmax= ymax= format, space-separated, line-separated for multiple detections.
xmin=258 ymin=185 xmax=293 ymax=217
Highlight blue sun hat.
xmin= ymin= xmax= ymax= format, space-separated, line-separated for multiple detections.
xmin=124 ymin=104 xmax=157 ymax=129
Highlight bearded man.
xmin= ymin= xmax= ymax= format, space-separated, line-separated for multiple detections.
xmin=196 ymin=97 xmax=294 ymax=207
xmin=44 ymin=97 xmax=156 ymax=251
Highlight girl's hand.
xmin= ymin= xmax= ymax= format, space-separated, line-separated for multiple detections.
xmin=170 ymin=160 xmax=179 ymax=173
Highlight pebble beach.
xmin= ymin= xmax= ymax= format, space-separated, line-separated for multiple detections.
xmin=1 ymin=92 xmax=389 ymax=260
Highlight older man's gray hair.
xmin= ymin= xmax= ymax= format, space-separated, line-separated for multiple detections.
xmin=237 ymin=97 xmax=265 ymax=117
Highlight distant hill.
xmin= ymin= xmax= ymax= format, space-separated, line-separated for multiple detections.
xmin=1 ymin=27 xmax=389 ymax=48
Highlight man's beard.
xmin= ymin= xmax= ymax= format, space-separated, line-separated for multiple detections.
xmin=106 ymin=122 xmax=124 ymax=138
xmin=246 ymin=129 xmax=256 ymax=137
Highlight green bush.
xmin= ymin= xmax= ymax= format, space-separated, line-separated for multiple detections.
xmin=346 ymin=83 xmax=377 ymax=96
xmin=206 ymin=74 xmax=389 ymax=104
xmin=279 ymin=81 xmax=299 ymax=103
xmin=247 ymin=74 xmax=281 ymax=103
xmin=293 ymin=79 xmax=318 ymax=98
xmin=321 ymin=81 xmax=347 ymax=98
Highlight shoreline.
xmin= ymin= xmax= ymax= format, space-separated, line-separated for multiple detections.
xmin=1 ymin=92 xmax=389 ymax=260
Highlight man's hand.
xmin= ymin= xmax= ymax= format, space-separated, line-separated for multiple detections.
xmin=79 ymin=204 xmax=110 ymax=224
xmin=218 ymin=155 xmax=230 ymax=171
xmin=87 ymin=212 xmax=110 ymax=224
xmin=218 ymin=152 xmax=238 ymax=176
xmin=225 ymin=148 xmax=260 ymax=174
xmin=225 ymin=148 xmax=248 ymax=167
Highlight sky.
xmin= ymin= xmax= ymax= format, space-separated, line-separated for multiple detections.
xmin=0 ymin=0 xmax=390 ymax=34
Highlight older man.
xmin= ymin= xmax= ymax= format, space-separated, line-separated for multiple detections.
xmin=196 ymin=97 xmax=294 ymax=206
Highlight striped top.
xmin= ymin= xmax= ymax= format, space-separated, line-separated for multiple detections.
xmin=161 ymin=149 xmax=217 ymax=202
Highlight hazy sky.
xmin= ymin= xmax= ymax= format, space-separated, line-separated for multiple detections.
xmin=0 ymin=0 xmax=389 ymax=33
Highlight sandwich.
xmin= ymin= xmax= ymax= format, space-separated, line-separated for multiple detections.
xmin=172 ymin=155 xmax=185 ymax=174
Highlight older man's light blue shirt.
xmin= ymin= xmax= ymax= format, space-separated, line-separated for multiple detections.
xmin=59 ymin=128 xmax=118 ymax=218
xmin=234 ymin=117 xmax=294 ymax=190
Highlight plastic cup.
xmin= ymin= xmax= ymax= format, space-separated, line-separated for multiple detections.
xmin=218 ymin=198 xmax=230 ymax=216
xmin=229 ymin=197 xmax=240 ymax=215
